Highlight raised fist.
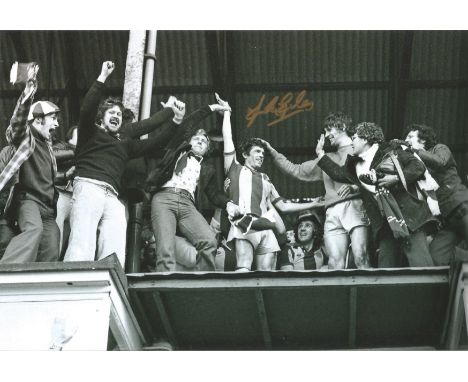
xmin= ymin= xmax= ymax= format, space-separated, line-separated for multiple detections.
xmin=100 ymin=61 xmax=115 ymax=78
xmin=172 ymin=99 xmax=186 ymax=124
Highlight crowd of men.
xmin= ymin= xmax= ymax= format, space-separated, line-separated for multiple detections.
xmin=1 ymin=60 xmax=468 ymax=272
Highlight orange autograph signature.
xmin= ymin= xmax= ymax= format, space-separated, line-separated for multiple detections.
xmin=246 ymin=90 xmax=314 ymax=128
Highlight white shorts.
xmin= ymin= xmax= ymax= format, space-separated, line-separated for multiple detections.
xmin=228 ymin=226 xmax=280 ymax=255
xmin=324 ymin=198 xmax=370 ymax=237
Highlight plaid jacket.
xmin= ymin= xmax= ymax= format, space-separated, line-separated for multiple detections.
xmin=0 ymin=92 xmax=57 ymax=214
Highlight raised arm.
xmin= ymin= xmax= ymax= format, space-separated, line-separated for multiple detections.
xmin=77 ymin=61 xmax=114 ymax=145
xmin=6 ymin=74 xmax=38 ymax=147
xmin=214 ymin=93 xmax=235 ymax=174
xmin=316 ymin=134 xmax=356 ymax=184
xmin=120 ymin=95 xmax=181 ymax=139
xmin=127 ymin=99 xmax=186 ymax=159
xmin=260 ymin=139 xmax=322 ymax=182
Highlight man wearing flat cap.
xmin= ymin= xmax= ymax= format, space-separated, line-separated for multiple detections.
xmin=278 ymin=211 xmax=327 ymax=270
xmin=0 ymin=74 xmax=61 ymax=263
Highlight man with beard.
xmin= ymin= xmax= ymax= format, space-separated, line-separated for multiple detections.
xmin=260 ymin=112 xmax=370 ymax=269
xmin=64 ymin=61 xmax=185 ymax=266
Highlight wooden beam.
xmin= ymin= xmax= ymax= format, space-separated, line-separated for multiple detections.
xmin=151 ymin=291 xmax=178 ymax=348
xmin=348 ymin=287 xmax=357 ymax=348
xmin=128 ymin=268 xmax=449 ymax=291
xmin=405 ymin=79 xmax=468 ymax=89
xmin=254 ymin=290 xmax=272 ymax=349
xmin=128 ymin=290 xmax=156 ymax=343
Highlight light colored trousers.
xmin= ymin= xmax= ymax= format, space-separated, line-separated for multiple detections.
xmin=55 ymin=190 xmax=72 ymax=257
xmin=64 ymin=178 xmax=127 ymax=266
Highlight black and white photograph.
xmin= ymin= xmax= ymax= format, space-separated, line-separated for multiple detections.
xmin=0 ymin=1 xmax=467 ymax=380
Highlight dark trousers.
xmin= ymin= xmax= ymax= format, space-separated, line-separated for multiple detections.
xmin=151 ymin=189 xmax=217 ymax=272
xmin=0 ymin=198 xmax=59 ymax=263
xmin=378 ymin=223 xmax=434 ymax=268
xmin=429 ymin=211 xmax=468 ymax=266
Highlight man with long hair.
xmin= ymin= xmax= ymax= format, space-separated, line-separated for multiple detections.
xmin=64 ymin=62 xmax=184 ymax=266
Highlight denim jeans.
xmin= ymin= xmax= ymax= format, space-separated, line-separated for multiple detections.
xmin=151 ymin=189 xmax=217 ymax=272
xmin=378 ymin=224 xmax=434 ymax=268
xmin=0 ymin=198 xmax=59 ymax=263
xmin=64 ymin=178 xmax=127 ymax=266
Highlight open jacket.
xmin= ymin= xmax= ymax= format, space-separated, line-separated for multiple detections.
xmin=145 ymin=106 xmax=229 ymax=210
xmin=317 ymin=142 xmax=437 ymax=239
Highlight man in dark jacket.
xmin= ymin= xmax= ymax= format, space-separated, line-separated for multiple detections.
xmin=316 ymin=122 xmax=436 ymax=268
xmin=0 ymin=145 xmax=17 ymax=259
xmin=405 ymin=124 xmax=468 ymax=265
xmin=0 ymin=71 xmax=61 ymax=264
xmin=146 ymin=101 xmax=238 ymax=272
xmin=64 ymin=61 xmax=184 ymax=267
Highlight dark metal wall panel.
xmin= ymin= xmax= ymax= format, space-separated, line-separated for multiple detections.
xmin=404 ymin=88 xmax=468 ymax=145
xmin=155 ymin=31 xmax=212 ymax=87
xmin=234 ymin=89 xmax=388 ymax=148
xmin=234 ymin=31 xmax=390 ymax=84
xmin=73 ymin=31 xmax=129 ymax=88
xmin=0 ymin=33 xmax=17 ymax=91
xmin=410 ymin=31 xmax=468 ymax=81
xmin=0 ymin=31 xmax=66 ymax=90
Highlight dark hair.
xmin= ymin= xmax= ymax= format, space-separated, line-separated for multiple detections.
xmin=404 ymin=124 xmax=438 ymax=150
xmin=294 ymin=215 xmax=323 ymax=247
xmin=354 ymin=122 xmax=385 ymax=145
xmin=95 ymin=97 xmax=124 ymax=124
xmin=122 ymin=107 xmax=136 ymax=125
xmin=240 ymin=138 xmax=266 ymax=158
xmin=65 ymin=125 xmax=77 ymax=142
xmin=324 ymin=111 xmax=352 ymax=132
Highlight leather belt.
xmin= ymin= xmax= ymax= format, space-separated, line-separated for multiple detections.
xmin=161 ymin=187 xmax=194 ymax=202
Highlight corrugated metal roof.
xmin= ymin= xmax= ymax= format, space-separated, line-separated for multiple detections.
xmin=411 ymin=31 xmax=468 ymax=80
xmin=234 ymin=30 xmax=390 ymax=84
xmin=0 ymin=29 xmax=466 ymax=189
xmin=155 ymin=31 xmax=212 ymax=87
xmin=405 ymin=88 xmax=467 ymax=145
xmin=234 ymin=89 xmax=388 ymax=147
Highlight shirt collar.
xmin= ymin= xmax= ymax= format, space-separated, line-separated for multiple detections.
xmin=358 ymin=143 xmax=379 ymax=161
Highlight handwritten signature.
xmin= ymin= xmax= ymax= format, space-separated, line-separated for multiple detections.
xmin=246 ymin=90 xmax=314 ymax=128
